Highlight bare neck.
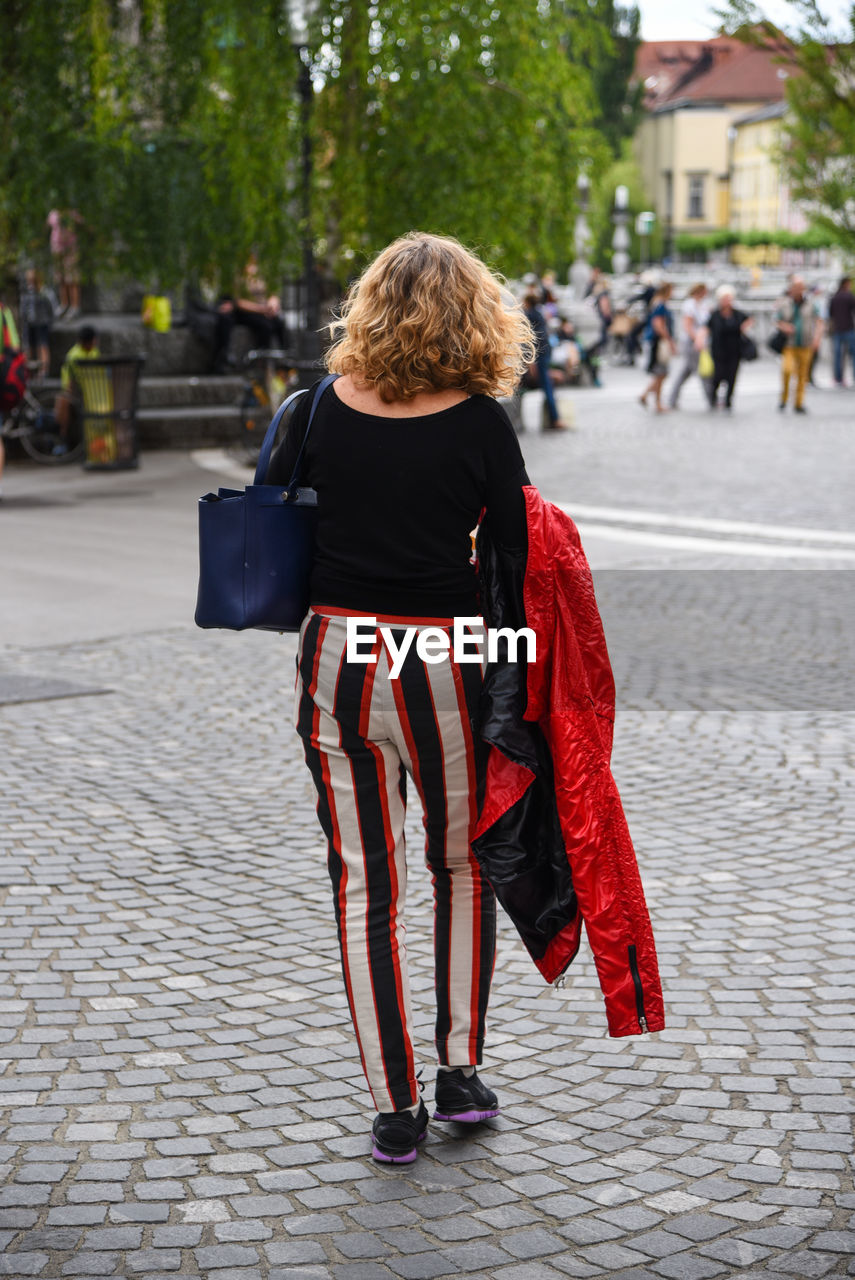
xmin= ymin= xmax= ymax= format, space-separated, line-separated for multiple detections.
xmin=332 ymin=374 xmax=468 ymax=418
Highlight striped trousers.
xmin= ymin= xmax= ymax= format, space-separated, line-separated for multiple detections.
xmin=295 ymin=608 xmax=496 ymax=1113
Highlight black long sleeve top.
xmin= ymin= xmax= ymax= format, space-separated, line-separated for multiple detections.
xmin=266 ymin=379 xmax=530 ymax=617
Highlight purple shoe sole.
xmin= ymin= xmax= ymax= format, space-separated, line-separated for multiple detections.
xmin=433 ymin=1107 xmax=500 ymax=1123
xmin=371 ymin=1130 xmax=427 ymax=1163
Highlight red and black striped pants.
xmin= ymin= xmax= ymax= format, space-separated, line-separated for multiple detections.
xmin=295 ymin=608 xmax=496 ymax=1113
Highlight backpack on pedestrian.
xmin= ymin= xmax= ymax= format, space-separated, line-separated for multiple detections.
xmin=0 ymin=305 xmax=28 ymax=412
xmin=0 ymin=347 xmax=28 ymax=412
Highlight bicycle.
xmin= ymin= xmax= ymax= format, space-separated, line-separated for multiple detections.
xmin=229 ymin=347 xmax=298 ymax=467
xmin=0 ymin=373 xmax=84 ymax=465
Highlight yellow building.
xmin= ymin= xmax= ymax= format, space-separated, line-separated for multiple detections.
xmin=634 ymin=39 xmax=788 ymax=251
xmin=729 ymin=102 xmax=806 ymax=235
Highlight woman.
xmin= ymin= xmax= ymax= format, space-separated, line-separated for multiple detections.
xmin=668 ymin=281 xmax=710 ymax=409
xmin=639 ymin=282 xmax=676 ymax=412
xmin=707 ymin=284 xmax=752 ymax=411
xmin=267 ymin=233 xmax=534 ymax=1164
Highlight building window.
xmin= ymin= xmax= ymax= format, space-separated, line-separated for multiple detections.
xmin=687 ymin=174 xmax=705 ymax=220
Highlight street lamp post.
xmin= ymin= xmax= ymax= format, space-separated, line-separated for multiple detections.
xmin=288 ymin=0 xmax=320 ymax=361
xmin=611 ymin=184 xmax=631 ymax=276
xmin=569 ymin=170 xmax=592 ymax=299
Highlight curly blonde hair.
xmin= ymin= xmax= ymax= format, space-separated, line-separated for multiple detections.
xmin=325 ymin=232 xmax=535 ymax=402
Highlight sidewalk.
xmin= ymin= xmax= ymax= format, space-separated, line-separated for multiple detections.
xmin=1 ymin=366 xmax=853 ymax=1279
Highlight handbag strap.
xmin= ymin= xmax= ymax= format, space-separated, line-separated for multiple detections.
xmin=254 ymin=372 xmax=339 ymax=488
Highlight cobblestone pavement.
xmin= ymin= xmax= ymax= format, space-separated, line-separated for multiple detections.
xmin=1 ymin=364 xmax=854 ymax=1279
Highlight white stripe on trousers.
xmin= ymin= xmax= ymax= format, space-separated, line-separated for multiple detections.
xmin=294 ymin=611 xmax=496 ymax=1113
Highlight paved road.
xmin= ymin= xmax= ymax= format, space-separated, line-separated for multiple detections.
xmin=1 ymin=364 xmax=853 ymax=1279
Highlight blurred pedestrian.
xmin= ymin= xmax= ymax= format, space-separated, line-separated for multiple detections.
xmin=0 ymin=289 xmax=24 ymax=499
xmin=585 ymin=267 xmax=613 ymax=352
xmin=552 ymin=317 xmax=601 ymax=387
xmin=668 ymin=282 xmax=710 ymax=409
xmin=539 ymin=270 xmax=560 ymax=317
xmin=624 ymin=272 xmax=657 ymax=365
xmin=639 ymin=282 xmax=676 ymax=413
xmin=706 ymin=285 xmax=753 ymax=412
xmin=55 ymin=324 xmax=100 ymax=447
xmin=828 ymin=276 xmax=855 ymax=387
xmin=47 ymin=209 xmax=82 ymax=317
xmin=774 ymin=276 xmax=823 ymax=414
xmin=19 ymin=268 xmax=58 ymax=379
xmin=213 ymin=292 xmax=288 ymax=374
xmin=523 ymin=291 xmax=569 ymax=430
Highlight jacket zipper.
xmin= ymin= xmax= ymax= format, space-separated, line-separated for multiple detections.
xmin=627 ymin=944 xmax=649 ymax=1033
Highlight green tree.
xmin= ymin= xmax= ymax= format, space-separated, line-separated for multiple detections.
xmin=1 ymin=0 xmax=301 ymax=289
xmin=718 ymin=0 xmax=855 ymax=255
xmin=314 ymin=1 xmax=608 ymax=278
xmin=562 ymin=0 xmax=642 ymax=156
xmin=2 ymin=1 xmax=643 ymax=293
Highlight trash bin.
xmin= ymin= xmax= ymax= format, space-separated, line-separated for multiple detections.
xmin=73 ymin=355 xmax=146 ymax=470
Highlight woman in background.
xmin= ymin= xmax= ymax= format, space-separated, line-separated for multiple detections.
xmin=639 ymin=282 xmax=676 ymax=413
xmin=707 ymin=284 xmax=752 ymax=412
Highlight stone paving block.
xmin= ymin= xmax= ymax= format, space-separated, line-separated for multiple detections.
xmin=83 ymin=1226 xmax=144 ymax=1250
xmin=775 ymin=1250 xmax=842 ymax=1276
xmin=194 ymin=1244 xmax=261 ymax=1269
xmin=385 ymin=1256 xmax=453 ymax=1280
xmin=284 ymin=1211 xmax=347 ymax=1236
xmin=377 ymin=1227 xmax=435 ymax=1255
xmin=473 ymin=1204 xmax=538 ymax=1230
xmin=109 ymin=1205 xmax=170 ymax=1224
xmin=66 ymin=1183 xmax=126 ymax=1204
xmin=580 ymin=1241 xmax=654 ymax=1269
xmin=549 ymin=1255 xmax=609 ymax=1277
xmin=647 ymin=1255 xmax=727 ymax=1279
xmin=60 ymin=1253 xmax=120 ymax=1276
xmin=16 ymin=1226 xmax=84 ymax=1253
xmin=808 ymin=1230 xmax=855 ymax=1252
xmin=493 ymin=1265 xmax=568 ymax=1280
xmin=332 ymin=1266 xmax=397 ymax=1280
xmin=268 ymin=1271 xmax=329 ymax=1280
xmin=265 ymin=1239 xmax=328 ymax=1265
xmin=132 ymin=1180 xmax=186 ymax=1201
xmin=207 ymin=1272 xmax=267 ymax=1280
xmin=297 ymin=1186 xmax=357 ymax=1209
xmin=440 ymin=1242 xmax=516 ymax=1271
xmin=664 ymin=1213 xmax=738 ymax=1242
xmin=124 ymin=1249 xmax=183 ymax=1272
xmin=697 ymin=1238 xmax=773 ymax=1267
xmin=347 ymin=1204 xmax=419 ymax=1230
xmin=498 ymin=1227 xmax=566 ymax=1258
xmin=0 ymin=1209 xmax=39 ymax=1229
xmin=215 ymin=1220 xmax=273 ymax=1242
xmin=0 ymin=1254 xmax=51 ymax=1277
xmin=334 ymin=1231 xmax=391 ymax=1259
xmin=632 ymin=1230 xmax=692 ymax=1259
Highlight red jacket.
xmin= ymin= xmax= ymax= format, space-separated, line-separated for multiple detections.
xmin=473 ymin=487 xmax=665 ymax=1037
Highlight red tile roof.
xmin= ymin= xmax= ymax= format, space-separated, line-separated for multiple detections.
xmin=635 ymin=37 xmax=790 ymax=110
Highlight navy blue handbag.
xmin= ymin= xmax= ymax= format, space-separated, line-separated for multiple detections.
xmin=194 ymin=373 xmax=337 ymax=631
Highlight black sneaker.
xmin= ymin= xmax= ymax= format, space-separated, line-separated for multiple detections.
xmin=434 ymin=1069 xmax=500 ymax=1122
xmin=794 ymin=405 xmax=808 ymax=414
xmin=371 ymin=1100 xmax=429 ymax=1164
